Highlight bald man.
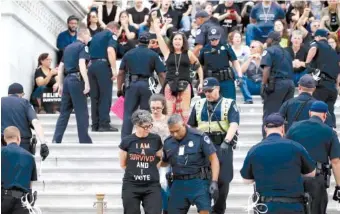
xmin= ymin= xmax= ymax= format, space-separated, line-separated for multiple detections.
xmin=1 ymin=126 xmax=38 ymax=214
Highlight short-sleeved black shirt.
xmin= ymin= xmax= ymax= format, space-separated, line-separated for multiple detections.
xmin=34 ymin=68 xmax=57 ymax=88
xmin=127 ymin=7 xmax=150 ymax=24
xmin=119 ymin=133 xmax=162 ymax=184
xmin=284 ymin=46 xmax=308 ymax=73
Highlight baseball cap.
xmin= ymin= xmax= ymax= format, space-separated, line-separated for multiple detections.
xmin=195 ymin=11 xmax=209 ymax=19
xmin=138 ymin=32 xmax=150 ymax=44
xmin=310 ymin=101 xmax=328 ymax=113
xmin=203 ymin=77 xmax=220 ymax=90
xmin=208 ymin=27 xmax=221 ymax=41
xmin=8 ymin=83 xmax=24 ymax=94
xmin=267 ymin=31 xmax=281 ymax=42
xmin=264 ymin=113 xmax=285 ymax=128
xmin=314 ymin=29 xmax=329 ymax=38
xmin=298 ymin=74 xmax=316 ymax=88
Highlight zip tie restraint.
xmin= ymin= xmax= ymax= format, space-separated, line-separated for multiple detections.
xmin=244 ymin=192 xmax=268 ymax=214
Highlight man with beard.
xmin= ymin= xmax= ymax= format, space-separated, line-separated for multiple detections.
xmin=260 ymin=31 xmax=295 ymax=137
xmin=56 ymin=15 xmax=79 ymax=63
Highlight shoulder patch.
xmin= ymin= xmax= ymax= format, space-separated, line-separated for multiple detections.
xmin=204 ymin=135 xmax=211 ymax=144
xmin=220 ymin=46 xmax=225 ymax=50
xmin=196 ymin=29 xmax=201 ymax=36
xmin=112 ymin=35 xmax=118 ymax=40
xmin=84 ymin=46 xmax=89 ymax=53
xmin=310 ymin=41 xmax=316 ymax=46
xmin=262 ymin=50 xmax=267 ymax=56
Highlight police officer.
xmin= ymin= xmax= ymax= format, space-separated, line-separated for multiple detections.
xmin=188 ymin=77 xmax=239 ymax=214
xmin=161 ymin=114 xmax=220 ymax=214
xmin=261 ymin=31 xmax=295 ymax=137
xmin=305 ymin=29 xmax=340 ymax=127
xmin=193 ymin=11 xmax=226 ymax=56
xmin=118 ymin=32 xmax=166 ymax=139
xmin=1 ymin=83 xmax=49 ymax=159
xmin=286 ymin=101 xmax=340 ymax=214
xmin=199 ymin=28 xmax=243 ymax=100
xmin=88 ymin=21 xmax=120 ymax=132
xmin=53 ymin=27 xmax=92 ymax=144
xmin=279 ymin=74 xmax=334 ymax=131
xmin=240 ymin=113 xmax=316 ymax=214
xmin=2 ymin=126 xmax=38 ymax=214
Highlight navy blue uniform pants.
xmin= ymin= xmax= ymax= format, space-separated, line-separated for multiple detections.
xmin=303 ymin=175 xmax=328 ymax=214
xmin=262 ymin=79 xmax=295 ymax=137
xmin=213 ymin=144 xmax=233 ymax=214
xmin=53 ymin=75 xmax=92 ymax=143
xmin=88 ymin=61 xmax=113 ymax=129
xmin=122 ymin=182 xmax=162 ymax=214
xmin=313 ymin=81 xmax=338 ymax=128
xmin=2 ymin=195 xmax=29 ymax=214
xmin=121 ymin=80 xmax=151 ymax=139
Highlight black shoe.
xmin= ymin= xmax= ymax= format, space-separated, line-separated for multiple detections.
xmin=244 ymin=100 xmax=254 ymax=104
xmin=92 ymin=127 xmax=98 ymax=132
xmin=98 ymin=126 xmax=119 ymax=132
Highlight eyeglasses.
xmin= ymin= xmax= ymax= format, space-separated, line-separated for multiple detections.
xmin=203 ymin=88 xmax=214 ymax=93
xmin=138 ymin=124 xmax=153 ymax=130
xmin=151 ymin=106 xmax=163 ymax=111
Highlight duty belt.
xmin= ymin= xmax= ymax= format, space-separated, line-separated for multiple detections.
xmin=130 ymin=75 xmax=150 ymax=81
xmin=2 ymin=189 xmax=26 ymax=199
xmin=320 ymin=73 xmax=336 ymax=83
xmin=205 ymin=132 xmax=226 ymax=145
xmin=173 ymin=172 xmax=202 ymax=180
xmin=260 ymin=196 xmax=304 ymax=204
xmin=90 ymin=58 xmax=107 ymax=62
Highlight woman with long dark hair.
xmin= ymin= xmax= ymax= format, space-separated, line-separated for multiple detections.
xmin=87 ymin=11 xmax=103 ymax=37
xmin=31 ymin=53 xmax=58 ymax=113
xmin=153 ymin=17 xmax=204 ymax=123
xmin=117 ymin=11 xmax=138 ymax=58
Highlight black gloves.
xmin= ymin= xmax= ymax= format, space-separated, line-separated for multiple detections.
xmin=40 ymin=143 xmax=49 ymax=161
xmin=28 ymin=191 xmax=38 ymax=206
xmin=260 ymin=84 xmax=267 ymax=99
xmin=333 ymin=186 xmax=340 ymax=202
xmin=209 ymin=181 xmax=219 ymax=202
xmin=117 ymin=90 xmax=124 ymax=97
xmin=220 ymin=140 xmax=230 ymax=154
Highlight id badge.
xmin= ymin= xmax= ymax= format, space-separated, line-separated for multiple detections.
xmin=178 ymin=145 xmax=185 ymax=156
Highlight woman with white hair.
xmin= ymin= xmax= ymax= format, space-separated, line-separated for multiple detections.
xmin=119 ymin=109 xmax=163 ymax=214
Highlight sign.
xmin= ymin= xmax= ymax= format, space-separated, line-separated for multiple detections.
xmin=41 ymin=87 xmax=61 ymax=113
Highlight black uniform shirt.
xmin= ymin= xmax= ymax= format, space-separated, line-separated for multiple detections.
xmin=89 ymin=29 xmax=118 ymax=59
xmin=62 ymin=40 xmax=89 ymax=74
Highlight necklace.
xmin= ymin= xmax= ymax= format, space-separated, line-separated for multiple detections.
xmin=174 ymin=53 xmax=182 ymax=76
xmin=262 ymin=2 xmax=272 ymax=23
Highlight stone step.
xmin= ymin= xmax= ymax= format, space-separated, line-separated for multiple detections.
xmin=34 ymin=204 xmax=340 ymax=214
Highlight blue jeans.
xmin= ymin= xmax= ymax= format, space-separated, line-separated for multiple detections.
xmin=31 ymin=86 xmax=47 ymax=98
xmin=246 ymin=23 xmax=273 ymax=46
xmin=161 ymin=187 xmax=169 ymax=211
xmin=180 ymin=15 xmax=191 ymax=32
xmin=293 ymin=69 xmax=308 ymax=87
xmin=239 ymin=76 xmax=261 ymax=102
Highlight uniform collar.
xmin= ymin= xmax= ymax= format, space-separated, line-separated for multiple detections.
xmin=138 ymin=44 xmax=148 ymax=48
xmin=8 ymin=94 xmax=19 ymax=97
xmin=298 ymin=92 xmax=312 ymax=99
xmin=266 ymin=133 xmax=282 ymax=139
xmin=7 ymin=142 xmax=19 ymax=147
xmin=76 ymin=39 xmax=84 ymax=44
xmin=209 ymin=96 xmax=222 ymax=104
xmin=310 ymin=115 xmax=323 ymax=123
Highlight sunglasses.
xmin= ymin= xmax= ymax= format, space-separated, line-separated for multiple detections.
xmin=209 ymin=38 xmax=218 ymax=41
xmin=203 ymin=88 xmax=214 ymax=93
xmin=138 ymin=124 xmax=153 ymax=130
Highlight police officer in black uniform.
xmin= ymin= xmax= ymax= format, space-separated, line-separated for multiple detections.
xmin=279 ymin=74 xmax=334 ymax=130
xmin=241 ymin=113 xmax=316 ymax=214
xmin=286 ymin=101 xmax=340 ymax=214
xmin=117 ymin=32 xmax=166 ymax=139
xmin=161 ymin=114 xmax=220 ymax=214
xmin=193 ymin=11 xmax=226 ymax=56
xmin=88 ymin=21 xmax=120 ymax=132
xmin=188 ymin=77 xmax=240 ymax=214
xmin=199 ymin=28 xmax=243 ymax=100
xmin=1 ymin=83 xmax=49 ymax=159
xmin=261 ymin=31 xmax=295 ymax=137
xmin=2 ymin=126 xmax=38 ymax=214
xmin=305 ymin=29 xmax=340 ymax=127
xmin=53 ymin=27 xmax=92 ymax=144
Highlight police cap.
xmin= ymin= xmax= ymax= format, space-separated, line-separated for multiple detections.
xmin=314 ymin=29 xmax=329 ymax=38
xmin=203 ymin=77 xmax=220 ymax=90
xmin=208 ymin=27 xmax=221 ymax=41
xmin=8 ymin=83 xmax=24 ymax=94
xmin=138 ymin=32 xmax=150 ymax=44
xmin=310 ymin=101 xmax=328 ymax=113
xmin=264 ymin=113 xmax=285 ymax=128
xmin=195 ymin=11 xmax=209 ymax=19
xmin=67 ymin=15 xmax=79 ymax=23
xmin=267 ymin=31 xmax=281 ymax=42
xmin=298 ymin=74 xmax=316 ymax=88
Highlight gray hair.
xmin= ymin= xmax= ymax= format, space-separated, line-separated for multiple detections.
xmin=167 ymin=114 xmax=183 ymax=126
xmin=131 ymin=110 xmax=153 ymax=126
xmin=291 ymin=30 xmax=304 ymax=38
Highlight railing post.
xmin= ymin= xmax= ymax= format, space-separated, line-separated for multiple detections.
xmin=93 ymin=193 xmax=106 ymax=214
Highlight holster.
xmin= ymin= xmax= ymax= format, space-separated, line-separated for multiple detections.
xmin=200 ymin=167 xmax=212 ymax=180
xmin=29 ymin=135 xmax=37 ymax=155
xmin=267 ymin=75 xmax=276 ymax=93
xmin=166 ymin=172 xmax=173 ymax=188
xmin=206 ymin=68 xmax=235 ymax=81
xmin=316 ymin=162 xmax=331 ymax=188
xmin=124 ymin=72 xmax=130 ymax=89
xmin=304 ymin=192 xmax=312 ymax=214
xmin=206 ymin=132 xmax=226 ymax=145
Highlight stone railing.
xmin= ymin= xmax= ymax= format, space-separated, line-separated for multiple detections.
xmin=1 ymin=0 xmax=87 ymax=97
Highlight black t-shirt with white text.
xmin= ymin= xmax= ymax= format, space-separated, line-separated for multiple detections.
xmin=119 ymin=133 xmax=162 ymax=184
